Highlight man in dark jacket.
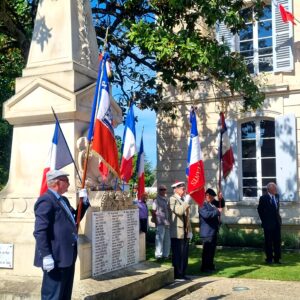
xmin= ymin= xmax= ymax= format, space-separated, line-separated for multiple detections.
xmin=33 ymin=169 xmax=90 ymax=300
xmin=199 ymin=188 xmax=222 ymax=272
xmin=257 ymin=182 xmax=282 ymax=264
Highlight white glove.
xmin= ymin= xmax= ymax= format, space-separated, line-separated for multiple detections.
xmin=43 ymin=254 xmax=54 ymax=272
xmin=79 ymin=188 xmax=89 ymax=205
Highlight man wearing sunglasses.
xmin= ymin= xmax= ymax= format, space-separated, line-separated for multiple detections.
xmin=33 ymin=169 xmax=90 ymax=300
xmin=151 ymin=184 xmax=171 ymax=261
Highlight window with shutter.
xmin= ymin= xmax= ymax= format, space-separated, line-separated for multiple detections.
xmin=239 ymin=118 xmax=276 ymax=199
xmin=216 ymin=0 xmax=294 ymax=74
xmin=231 ymin=114 xmax=298 ymax=202
xmin=273 ymin=0 xmax=294 ymax=72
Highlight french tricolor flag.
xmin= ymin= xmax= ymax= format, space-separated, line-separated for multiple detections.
xmin=219 ymin=112 xmax=234 ymax=179
xmin=186 ymin=108 xmax=206 ymax=206
xmin=120 ymin=104 xmax=136 ymax=182
xmin=136 ymin=135 xmax=145 ymax=200
xmin=39 ymin=120 xmax=73 ymax=195
xmin=88 ymin=52 xmax=120 ymax=178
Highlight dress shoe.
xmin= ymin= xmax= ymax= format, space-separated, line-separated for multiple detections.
xmin=265 ymin=259 xmax=273 ymax=264
xmin=201 ymin=268 xmax=213 ymax=273
xmin=274 ymin=261 xmax=281 ymax=264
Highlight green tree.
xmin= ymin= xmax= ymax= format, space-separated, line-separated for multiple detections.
xmin=0 ymin=0 xmax=33 ymax=188
xmin=0 ymin=0 xmax=265 ymax=186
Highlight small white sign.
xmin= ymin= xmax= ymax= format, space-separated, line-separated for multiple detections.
xmin=0 ymin=244 xmax=14 ymax=268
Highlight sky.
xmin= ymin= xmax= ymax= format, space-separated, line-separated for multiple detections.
xmin=114 ymin=107 xmax=157 ymax=169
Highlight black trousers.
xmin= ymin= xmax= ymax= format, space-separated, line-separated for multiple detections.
xmin=201 ymin=235 xmax=217 ymax=271
xmin=140 ymin=218 xmax=148 ymax=233
xmin=171 ymin=238 xmax=189 ymax=279
xmin=263 ymin=226 xmax=281 ymax=262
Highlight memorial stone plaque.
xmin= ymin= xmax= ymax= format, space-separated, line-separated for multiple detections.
xmin=92 ymin=209 xmax=139 ymax=277
xmin=0 ymin=244 xmax=13 ymax=269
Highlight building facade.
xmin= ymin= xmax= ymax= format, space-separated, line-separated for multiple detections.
xmin=157 ymin=0 xmax=300 ymax=231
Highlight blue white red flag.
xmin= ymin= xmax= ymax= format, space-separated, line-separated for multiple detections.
xmin=136 ymin=135 xmax=145 ymax=200
xmin=219 ymin=112 xmax=234 ymax=179
xmin=186 ymin=108 xmax=206 ymax=206
xmin=88 ymin=52 xmax=120 ymax=178
xmin=39 ymin=120 xmax=73 ymax=195
xmin=120 ymin=104 xmax=137 ymax=182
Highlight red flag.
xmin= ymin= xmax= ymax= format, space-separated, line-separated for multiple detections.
xmin=40 ymin=120 xmax=73 ymax=195
xmin=279 ymin=4 xmax=296 ymax=25
xmin=136 ymin=135 xmax=145 ymax=200
xmin=99 ymin=161 xmax=109 ymax=181
xmin=219 ymin=112 xmax=234 ymax=179
xmin=186 ymin=109 xmax=206 ymax=206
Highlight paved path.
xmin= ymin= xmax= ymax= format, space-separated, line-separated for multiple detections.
xmin=179 ymin=276 xmax=300 ymax=300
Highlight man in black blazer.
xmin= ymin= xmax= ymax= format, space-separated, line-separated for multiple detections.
xmin=33 ymin=170 xmax=90 ymax=300
xmin=199 ymin=188 xmax=222 ymax=273
xmin=257 ymin=182 xmax=282 ymax=264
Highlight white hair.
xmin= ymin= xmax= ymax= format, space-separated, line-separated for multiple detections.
xmin=267 ymin=182 xmax=277 ymax=192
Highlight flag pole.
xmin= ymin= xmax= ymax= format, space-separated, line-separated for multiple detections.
xmin=135 ymin=126 xmax=144 ymax=200
xmin=218 ymin=112 xmax=223 ymax=209
xmin=77 ymin=29 xmax=110 ymax=230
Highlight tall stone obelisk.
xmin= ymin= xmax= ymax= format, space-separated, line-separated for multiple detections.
xmin=0 ymin=0 xmax=120 ymax=279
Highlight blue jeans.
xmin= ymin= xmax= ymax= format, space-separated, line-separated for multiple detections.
xmin=155 ymin=225 xmax=171 ymax=258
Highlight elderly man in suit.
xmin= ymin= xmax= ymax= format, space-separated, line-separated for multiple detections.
xmin=169 ymin=181 xmax=191 ymax=280
xmin=33 ymin=170 xmax=90 ymax=300
xmin=257 ymin=182 xmax=282 ymax=264
xmin=199 ymin=188 xmax=222 ymax=273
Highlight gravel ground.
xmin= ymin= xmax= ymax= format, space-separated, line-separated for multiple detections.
xmin=179 ymin=276 xmax=300 ymax=300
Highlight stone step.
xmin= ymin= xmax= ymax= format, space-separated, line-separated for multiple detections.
xmin=0 ymin=262 xmax=174 ymax=299
xmin=140 ymin=276 xmax=203 ymax=300
xmin=73 ymin=261 xmax=173 ymax=299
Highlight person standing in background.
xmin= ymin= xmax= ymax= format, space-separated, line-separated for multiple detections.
xmin=169 ymin=181 xmax=191 ymax=280
xmin=199 ymin=188 xmax=222 ymax=273
xmin=151 ymin=184 xmax=171 ymax=261
xmin=138 ymin=193 xmax=149 ymax=233
xmin=257 ymin=182 xmax=282 ymax=264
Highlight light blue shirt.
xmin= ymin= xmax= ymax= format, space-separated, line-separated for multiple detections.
xmin=49 ymin=189 xmax=76 ymax=225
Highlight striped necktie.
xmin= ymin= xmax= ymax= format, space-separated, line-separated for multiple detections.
xmin=271 ymin=195 xmax=277 ymax=209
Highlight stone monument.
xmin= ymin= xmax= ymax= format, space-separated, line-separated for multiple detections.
xmin=0 ymin=0 xmax=125 ymax=280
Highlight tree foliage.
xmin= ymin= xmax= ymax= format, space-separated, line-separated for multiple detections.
xmin=0 ymin=0 xmax=33 ymax=188
xmin=0 ymin=0 xmax=266 ymax=186
xmin=93 ymin=0 xmax=266 ymax=111
xmin=1 ymin=1 xmax=266 ymax=112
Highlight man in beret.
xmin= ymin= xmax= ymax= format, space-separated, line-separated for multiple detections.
xmin=199 ymin=188 xmax=224 ymax=273
xmin=33 ymin=170 xmax=90 ymax=300
xmin=168 ymin=181 xmax=191 ymax=280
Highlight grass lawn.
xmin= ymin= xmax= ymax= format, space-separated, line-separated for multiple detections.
xmin=146 ymin=244 xmax=300 ymax=281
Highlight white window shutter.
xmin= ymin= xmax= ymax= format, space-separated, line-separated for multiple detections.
xmin=275 ymin=114 xmax=298 ymax=201
xmin=272 ymin=0 xmax=294 ymax=72
xmin=222 ymin=120 xmax=239 ymax=201
xmin=216 ymin=22 xmax=236 ymax=51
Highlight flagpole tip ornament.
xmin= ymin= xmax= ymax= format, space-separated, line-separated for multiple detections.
xmin=46 ymin=170 xmax=69 ymax=181
xmin=171 ymin=181 xmax=186 ymax=189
